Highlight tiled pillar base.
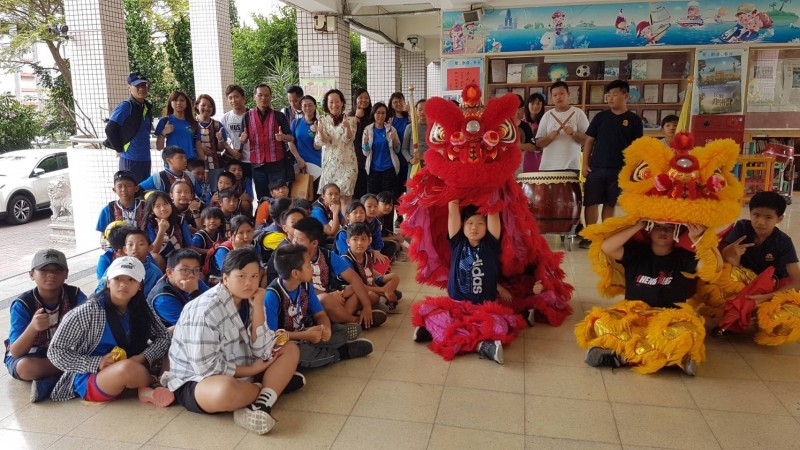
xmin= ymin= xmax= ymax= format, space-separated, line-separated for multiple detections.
xmin=401 ymin=50 xmax=427 ymax=102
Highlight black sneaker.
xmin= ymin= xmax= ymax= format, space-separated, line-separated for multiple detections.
xmin=525 ymin=309 xmax=537 ymax=327
xmin=344 ymin=323 xmax=361 ymax=340
xmin=478 ymin=340 xmax=504 ymax=364
xmin=712 ymin=327 xmax=732 ymax=338
xmin=284 ymin=372 xmax=306 ymax=393
xmin=584 ymin=347 xmax=621 ymax=368
xmin=339 ymin=338 xmax=374 ymax=360
xmin=578 ymin=238 xmax=592 ymax=249
xmin=413 ymin=326 xmax=433 ymax=343
xmin=30 ymin=376 xmax=59 ymax=403
xmin=362 ymin=309 xmax=387 ymax=329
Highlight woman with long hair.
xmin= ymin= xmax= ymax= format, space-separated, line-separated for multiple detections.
xmin=388 ymin=92 xmax=410 ymax=201
xmin=195 ymin=94 xmax=233 ymax=172
xmin=362 ymin=102 xmax=401 ymax=197
xmin=348 ymin=88 xmax=373 ymax=199
xmin=522 ymin=92 xmax=546 ymax=172
xmin=315 ymin=89 xmax=357 ymax=211
xmin=155 ymin=91 xmax=199 ymax=158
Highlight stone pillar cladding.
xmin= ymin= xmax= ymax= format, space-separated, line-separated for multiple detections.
xmin=63 ymin=0 xmax=130 ymax=134
xmin=401 ymin=49 xmax=427 ymax=102
xmin=426 ymin=61 xmax=442 ymax=98
xmin=365 ymin=38 xmax=400 ymax=104
xmin=297 ymin=9 xmax=352 ymax=105
xmin=189 ymin=0 xmax=234 ymax=116
xmin=63 ymin=0 xmax=135 ymax=252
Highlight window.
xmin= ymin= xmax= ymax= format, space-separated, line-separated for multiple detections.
xmin=36 ymin=155 xmax=59 ymax=174
xmin=56 ymin=153 xmax=68 ymax=169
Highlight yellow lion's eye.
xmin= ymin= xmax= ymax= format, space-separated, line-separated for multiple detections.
xmin=631 ymin=161 xmax=650 ymax=181
xmin=497 ymin=119 xmax=517 ymax=143
xmin=429 ymin=123 xmax=446 ymax=144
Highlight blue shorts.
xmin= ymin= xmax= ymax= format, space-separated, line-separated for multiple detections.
xmin=5 ymin=351 xmax=48 ymax=380
xmin=374 ymin=276 xmax=385 ymax=287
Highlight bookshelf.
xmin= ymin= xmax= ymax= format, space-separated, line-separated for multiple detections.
xmin=486 ymin=50 xmax=693 ymax=137
xmin=736 ymin=156 xmax=774 ymax=203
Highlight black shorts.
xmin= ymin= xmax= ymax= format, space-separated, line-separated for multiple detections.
xmin=584 ymin=167 xmax=622 ymax=207
xmin=174 ymin=381 xmax=210 ymax=414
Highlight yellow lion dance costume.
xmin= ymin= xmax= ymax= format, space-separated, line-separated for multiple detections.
xmin=576 ymin=133 xmax=742 ymax=373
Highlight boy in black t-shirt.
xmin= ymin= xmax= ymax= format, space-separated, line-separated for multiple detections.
xmin=580 ymin=80 xmax=644 ymax=249
xmin=714 ymin=192 xmax=800 ymax=337
xmin=582 ymin=219 xmax=707 ymax=375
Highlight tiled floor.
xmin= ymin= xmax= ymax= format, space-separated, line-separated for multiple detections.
xmin=1 ymin=201 xmax=800 ymax=449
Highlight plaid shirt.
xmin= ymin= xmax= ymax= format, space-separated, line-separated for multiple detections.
xmin=161 ymin=284 xmax=277 ymax=392
xmin=47 ymin=295 xmax=170 ymax=401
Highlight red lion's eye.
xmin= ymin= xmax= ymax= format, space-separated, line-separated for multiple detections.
xmin=631 ymin=161 xmax=650 ymax=181
xmin=429 ymin=123 xmax=446 ymax=144
xmin=497 ymin=119 xmax=517 ymax=143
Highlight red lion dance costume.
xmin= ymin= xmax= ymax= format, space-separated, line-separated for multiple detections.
xmin=399 ymin=85 xmax=573 ymax=360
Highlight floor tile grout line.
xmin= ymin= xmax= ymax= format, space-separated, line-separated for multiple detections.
xmin=598 ymin=366 xmax=624 ymax=446
xmin=138 ymin=406 xmax=187 ymax=449
xmin=679 ymin=371 xmax=724 ymax=450
xmin=425 ymin=350 xmax=453 ymax=449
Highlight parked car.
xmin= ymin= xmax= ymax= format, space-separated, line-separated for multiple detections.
xmin=0 ymin=149 xmax=69 ymax=224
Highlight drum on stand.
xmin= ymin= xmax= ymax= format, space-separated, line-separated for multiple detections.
xmin=516 ymin=171 xmax=582 ymax=238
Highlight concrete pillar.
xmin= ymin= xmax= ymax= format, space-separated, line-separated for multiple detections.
xmin=188 ymin=0 xmax=234 ymax=115
xmin=365 ymin=38 xmax=400 ymax=104
xmin=427 ymin=61 xmax=442 ymax=98
xmin=401 ymin=49 xmax=427 ymax=102
xmin=297 ymin=9 xmax=351 ymax=105
xmin=63 ymin=0 xmax=130 ymax=135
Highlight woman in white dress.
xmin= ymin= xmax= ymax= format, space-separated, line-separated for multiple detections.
xmin=315 ymin=89 xmax=357 ymax=211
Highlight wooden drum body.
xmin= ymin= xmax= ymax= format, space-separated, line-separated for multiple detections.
xmin=517 ymin=171 xmax=582 ymax=234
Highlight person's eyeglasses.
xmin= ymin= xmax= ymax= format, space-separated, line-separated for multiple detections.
xmin=175 ymin=267 xmax=202 ymax=276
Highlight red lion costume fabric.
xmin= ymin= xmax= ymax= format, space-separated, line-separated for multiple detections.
xmin=400 ymin=85 xmax=574 ymax=359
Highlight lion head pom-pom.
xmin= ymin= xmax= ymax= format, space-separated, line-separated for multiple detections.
xmin=671 ymin=131 xmax=695 ymax=152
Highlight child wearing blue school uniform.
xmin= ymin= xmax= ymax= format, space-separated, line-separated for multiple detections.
xmin=5 ymin=249 xmax=87 ymax=402
xmin=96 ymin=228 xmax=163 ymax=295
xmin=139 ymin=146 xmax=201 ymax=196
xmin=311 ymin=184 xmax=343 ymax=237
xmin=142 ymin=191 xmax=192 ymax=270
xmin=264 ymin=244 xmax=372 ymax=368
xmin=96 ymin=171 xmax=145 ymax=242
xmin=147 ymin=249 xmax=209 ymax=328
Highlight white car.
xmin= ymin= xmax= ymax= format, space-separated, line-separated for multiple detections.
xmin=0 ymin=149 xmax=69 ymax=225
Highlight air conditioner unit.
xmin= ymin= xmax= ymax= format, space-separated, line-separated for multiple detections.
xmin=463 ymin=8 xmax=483 ymax=23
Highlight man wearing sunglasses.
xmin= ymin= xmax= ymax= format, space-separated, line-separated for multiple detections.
xmin=104 ymin=72 xmax=154 ymax=183
xmin=147 ymin=249 xmax=209 ymax=332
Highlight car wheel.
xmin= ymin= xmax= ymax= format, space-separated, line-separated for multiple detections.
xmin=7 ymin=194 xmax=34 ymax=225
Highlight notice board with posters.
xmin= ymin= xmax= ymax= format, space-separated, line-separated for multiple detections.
xmin=442 ymin=57 xmax=484 ymax=100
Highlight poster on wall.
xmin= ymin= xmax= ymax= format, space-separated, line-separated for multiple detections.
xmin=696 ymin=49 xmax=743 ymax=114
xmin=442 ymin=58 xmax=485 ymax=94
xmin=442 ymin=1 xmax=800 ymax=55
xmin=300 ymin=78 xmax=336 ymax=101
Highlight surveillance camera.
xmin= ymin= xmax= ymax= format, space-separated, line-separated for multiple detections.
xmin=60 ymin=25 xmax=69 ymax=35
xmin=407 ymin=35 xmax=419 ymax=47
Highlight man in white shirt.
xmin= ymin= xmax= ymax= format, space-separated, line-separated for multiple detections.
xmin=534 ymin=81 xmax=589 ymax=172
xmin=221 ymin=84 xmax=252 ymax=179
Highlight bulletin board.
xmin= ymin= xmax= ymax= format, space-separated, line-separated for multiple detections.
xmin=442 ymin=57 xmax=484 ymax=99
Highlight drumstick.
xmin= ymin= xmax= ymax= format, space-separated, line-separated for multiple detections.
xmin=553 ymin=111 xmax=575 ymax=132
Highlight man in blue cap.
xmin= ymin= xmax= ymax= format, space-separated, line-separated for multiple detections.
xmin=104 ymin=72 xmax=154 ymax=183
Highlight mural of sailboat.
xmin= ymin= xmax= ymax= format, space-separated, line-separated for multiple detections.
xmin=649 ymin=4 xmax=672 ymax=43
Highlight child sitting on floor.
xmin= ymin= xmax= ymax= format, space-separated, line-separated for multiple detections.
xmin=341 ymin=223 xmax=402 ymax=311
xmin=96 ymin=170 xmax=145 ymax=244
xmin=191 ymin=207 xmax=226 ymax=257
xmin=265 ymin=244 xmax=371 ymax=369
xmin=142 ymin=191 xmax=192 ymax=271
xmin=48 ymin=257 xmax=173 ymax=406
xmin=311 ymin=183 xmax=343 ymax=238
xmin=255 ymin=180 xmax=290 ymax=228
xmin=5 ymin=249 xmax=88 ymax=402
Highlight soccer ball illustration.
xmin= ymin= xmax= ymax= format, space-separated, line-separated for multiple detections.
xmin=576 ymin=64 xmax=591 ymax=78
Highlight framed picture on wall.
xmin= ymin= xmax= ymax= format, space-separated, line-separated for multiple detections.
xmin=662 ymin=84 xmax=679 ymax=103
xmin=660 ymin=110 xmax=677 ymax=121
xmin=642 ymin=110 xmax=659 ymax=128
xmin=643 ymin=84 xmax=659 ymax=103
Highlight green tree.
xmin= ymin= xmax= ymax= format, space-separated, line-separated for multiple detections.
xmin=164 ymin=13 xmax=194 ymax=99
xmin=229 ymin=0 xmax=238 ymax=28
xmin=124 ymin=0 xmax=169 ymax=114
xmin=32 ymin=63 xmax=74 ymax=138
xmin=0 ymin=0 xmax=72 ymax=91
xmin=232 ymin=5 xmax=298 ymax=106
xmin=350 ymin=32 xmax=367 ymax=91
xmin=265 ymin=56 xmax=298 ymax=111
xmin=0 ymin=94 xmax=43 ymax=152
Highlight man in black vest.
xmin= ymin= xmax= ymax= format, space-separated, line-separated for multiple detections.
xmin=105 ymin=72 xmax=154 ymax=183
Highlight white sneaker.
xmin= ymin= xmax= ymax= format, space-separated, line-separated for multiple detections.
xmin=233 ymin=405 xmax=276 ymax=434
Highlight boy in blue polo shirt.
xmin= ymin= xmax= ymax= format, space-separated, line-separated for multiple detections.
xmin=147 ymin=249 xmax=209 ymax=330
xmin=139 ymin=146 xmax=200 ymax=196
xmin=265 ymin=244 xmax=371 ymax=368
xmin=5 ymin=249 xmax=87 ymax=402
xmin=97 ymin=227 xmax=162 ymax=294
xmin=96 ymin=170 xmax=145 ymax=242
xmin=291 ymin=217 xmax=385 ymax=331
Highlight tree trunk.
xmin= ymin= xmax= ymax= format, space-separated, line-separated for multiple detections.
xmin=44 ymin=40 xmax=71 ymax=91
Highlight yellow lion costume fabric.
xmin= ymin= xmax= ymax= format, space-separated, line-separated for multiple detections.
xmin=575 ymin=134 xmax=742 ymax=373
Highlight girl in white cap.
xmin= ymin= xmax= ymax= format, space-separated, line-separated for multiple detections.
xmin=46 ymin=256 xmax=173 ymax=406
